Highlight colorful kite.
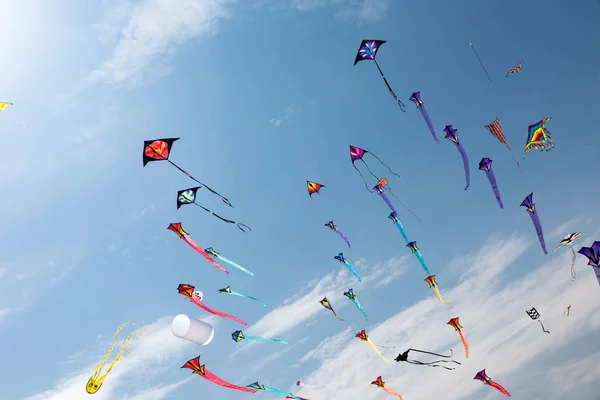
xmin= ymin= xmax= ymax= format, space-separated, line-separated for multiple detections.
xmin=355 ymin=329 xmax=389 ymax=362
xmin=373 ymin=177 xmax=396 ymax=212
xmin=354 ymin=40 xmax=406 ymax=112
xmin=526 ymin=307 xmax=550 ymax=334
xmin=143 ymin=138 xmax=232 ymax=207
xmin=307 ymin=181 xmax=325 ymax=196
xmin=407 ymin=241 xmax=431 ymax=276
xmin=409 ymin=92 xmax=439 ymax=143
xmin=389 ymin=211 xmax=409 ymax=244
xmin=343 ymin=288 xmax=368 ymax=321
xmin=578 ymin=241 xmax=600 ymax=286
xmin=484 ymin=117 xmax=521 ymax=171
xmin=349 ymin=145 xmax=400 ymax=192
xmin=205 ymin=247 xmax=254 ymax=276
xmin=325 ymin=221 xmax=351 ymax=248
xmin=473 ymin=369 xmax=511 ymax=397
xmin=177 ymin=284 xmax=247 ymax=326
xmin=469 ymin=42 xmax=492 ymax=82
xmin=564 ymin=305 xmax=571 ymax=316
xmin=520 ymin=193 xmax=548 ymax=254
xmin=177 ymin=187 xmax=250 ymax=232
xmin=182 ymin=356 xmax=256 ymax=393
xmin=296 ymin=380 xmax=325 ymax=389
xmin=319 ymin=297 xmax=343 ymax=321
xmin=86 ymin=322 xmax=146 ymax=394
xmin=524 ymin=118 xmax=554 ymax=158
xmin=218 ymin=286 xmax=266 ymax=307
xmin=0 ymin=102 xmax=13 ymax=112
xmin=506 ymin=61 xmax=523 ymax=77
xmin=168 ymin=223 xmax=229 ymax=274
xmin=371 ymin=376 xmax=402 ymax=400
xmin=425 ymin=275 xmax=450 ymax=304
xmin=447 ymin=318 xmax=469 ymax=358
xmin=555 ymin=232 xmax=584 ymax=280
xmin=444 ymin=125 xmax=470 ymax=190
xmin=394 ymin=348 xmax=461 ymax=370
xmin=478 ymin=158 xmax=504 ymax=208
xmin=231 ymin=330 xmax=287 ymax=344
xmin=247 ymin=382 xmax=301 ymax=399
xmin=334 ymin=253 xmax=361 ymax=282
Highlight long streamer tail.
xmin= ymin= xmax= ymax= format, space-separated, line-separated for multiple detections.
xmin=202 ymin=370 xmax=257 ymax=393
xmin=335 ymin=228 xmax=351 ymax=248
xmin=366 ymin=339 xmax=389 ymax=362
xmin=230 ymin=292 xmax=267 ymax=307
xmin=265 ymin=387 xmax=297 ymax=397
xmin=373 ymin=59 xmax=406 ymax=112
xmin=166 ymin=159 xmax=233 ymax=207
xmin=343 ymin=261 xmax=362 ymax=282
xmin=570 ymin=246 xmax=577 ymax=280
xmin=538 ymin=319 xmax=550 ymax=334
xmin=382 ymin=385 xmax=403 ymax=400
xmin=378 ymin=191 xmax=397 ymax=213
xmin=366 ymin=152 xmax=402 ymax=179
xmin=194 ymin=204 xmax=250 ymax=232
xmin=419 ymin=106 xmax=440 ymax=144
xmin=354 ymin=164 xmax=375 ymax=193
xmin=194 ymin=300 xmax=247 ymax=326
xmin=216 ymin=255 xmax=254 ymax=276
xmin=414 ymin=250 xmax=431 ymax=275
xmin=456 ymin=142 xmax=470 ymax=190
xmin=458 ymin=331 xmax=469 ymax=358
xmin=469 ymin=43 xmax=493 ymax=82
xmin=182 ymin=236 xmax=229 ymax=274
xmin=353 ymin=300 xmax=369 ymax=321
xmin=410 ymin=348 xmax=455 ymax=359
xmin=387 ymin=189 xmax=422 ymax=222
xmin=431 ymin=286 xmax=450 ymax=305
xmin=488 ymin=380 xmax=511 ymax=397
xmin=393 ymin=220 xmax=410 ymax=244
xmin=486 ymin=170 xmax=504 ymax=208
xmin=247 ymin=336 xmax=288 ymax=344
xmin=529 ymin=212 xmax=548 ymax=254
xmin=505 ymin=144 xmax=522 ymax=171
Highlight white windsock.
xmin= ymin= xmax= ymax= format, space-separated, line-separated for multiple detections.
xmin=171 ymin=314 xmax=214 ymax=345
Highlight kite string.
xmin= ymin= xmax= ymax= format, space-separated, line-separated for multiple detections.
xmin=570 ymin=246 xmax=577 ymax=280
xmin=386 ymin=188 xmax=422 ymax=222
xmin=469 ymin=43 xmax=493 ymax=82
xmin=353 ymin=164 xmax=375 ymax=193
xmin=367 ymin=152 xmax=402 ymax=179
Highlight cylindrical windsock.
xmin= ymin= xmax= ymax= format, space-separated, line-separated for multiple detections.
xmin=171 ymin=314 xmax=215 ymax=345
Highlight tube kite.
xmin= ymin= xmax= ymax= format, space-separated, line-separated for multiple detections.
xmin=525 ymin=117 xmax=554 ymax=158
xmin=218 ymin=286 xmax=266 ymax=307
xmin=143 ymin=138 xmax=232 ymax=207
xmin=407 ymin=241 xmax=431 ymax=276
xmin=177 ymin=284 xmax=247 ymax=326
xmin=555 ymin=232 xmax=584 ymax=280
xmin=484 ymin=117 xmax=521 ymax=171
xmin=307 ymin=181 xmax=324 ymax=196
xmin=564 ymin=305 xmax=571 ymax=316
xmin=177 ymin=187 xmax=250 ymax=232
xmin=296 ymin=380 xmax=325 ymax=389
xmin=205 ymin=247 xmax=254 ymax=276
xmin=506 ymin=61 xmax=523 ymax=77
xmin=469 ymin=42 xmax=492 ymax=82
xmin=319 ymin=297 xmax=343 ymax=320
xmin=354 ymin=40 xmax=406 ymax=112
xmin=168 ymin=223 xmax=229 ymax=274
xmin=389 ymin=211 xmax=409 ymax=244
xmin=248 ymin=382 xmax=301 ymax=399
xmin=520 ymin=193 xmax=548 ymax=254
xmin=425 ymin=275 xmax=450 ymax=304
xmin=444 ymin=125 xmax=470 ymax=190
xmin=409 ymin=92 xmax=440 ymax=143
xmin=355 ymin=329 xmax=389 ymax=362
xmin=373 ymin=178 xmax=396 ymax=212
xmin=478 ymin=158 xmax=504 ymax=208
xmin=394 ymin=348 xmax=460 ymax=370
xmin=325 ymin=221 xmax=351 ymax=248
xmin=86 ymin=321 xmax=146 ymax=394
xmin=525 ymin=307 xmax=550 ymax=334
xmin=231 ymin=330 xmax=287 ymax=344
xmin=343 ymin=288 xmax=368 ymax=321
xmin=334 ymin=253 xmax=361 ymax=282
xmin=182 ymin=355 xmax=257 ymax=393
xmin=474 ymin=369 xmax=511 ymax=397
xmin=447 ymin=318 xmax=469 ymax=358
xmin=371 ymin=376 xmax=402 ymax=400
xmin=578 ymin=241 xmax=600 ymax=286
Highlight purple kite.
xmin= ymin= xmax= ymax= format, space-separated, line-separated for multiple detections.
xmin=409 ymin=92 xmax=439 ymax=144
xmin=474 ymin=369 xmax=511 ymax=397
xmin=478 ymin=158 xmax=504 ymax=208
xmin=520 ymin=193 xmax=548 ymax=254
xmin=444 ymin=125 xmax=470 ymax=190
xmin=325 ymin=221 xmax=351 ymax=248
xmin=349 ymin=145 xmax=400 ymax=192
xmin=577 ymin=241 xmax=600 ymax=286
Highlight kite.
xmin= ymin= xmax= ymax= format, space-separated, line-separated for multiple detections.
xmin=182 ymin=355 xmax=257 ymax=393
xmin=447 ymin=318 xmax=469 ymax=358
xmin=406 ymin=241 xmax=431 ymax=276
xmin=388 ymin=211 xmax=409 ymax=244
xmin=354 ymin=40 xmax=406 ymax=112
xmin=469 ymin=42 xmax=492 ymax=82
xmin=444 ymin=125 xmax=470 ymax=190
xmin=371 ymin=376 xmax=402 ymax=400
xmin=506 ymin=61 xmax=523 ymax=77
xmin=373 ymin=178 xmax=396 ymax=213
xmin=167 ymin=223 xmax=229 ymax=274
xmin=307 ymin=181 xmax=325 ymax=196
xmin=205 ymin=247 xmax=254 ymax=276
xmin=325 ymin=221 xmax=351 ymax=248
xmin=143 ymin=138 xmax=232 ymax=207
xmin=425 ymin=275 xmax=450 ymax=304
xmin=394 ymin=348 xmax=461 ymax=370
xmin=218 ymin=286 xmax=266 ymax=307
xmin=355 ymin=329 xmax=389 ymax=362
xmin=177 ymin=187 xmax=250 ymax=232
xmin=334 ymin=253 xmax=361 ymax=282
xmin=474 ymin=369 xmax=511 ymax=397
xmin=484 ymin=117 xmax=521 ymax=171
xmin=0 ymin=102 xmax=13 ymax=112
xmin=577 ymin=241 xmax=600 ymax=286
xmin=409 ymin=92 xmax=440 ymax=143
xmin=296 ymin=380 xmax=325 ymax=389
xmin=478 ymin=158 xmax=504 ymax=208
xmin=86 ymin=322 xmax=146 ymax=394
xmin=343 ymin=288 xmax=368 ymax=321
xmin=526 ymin=307 xmax=550 ymax=334
xmin=319 ymin=297 xmax=343 ymax=321
xmin=231 ymin=330 xmax=287 ymax=344
xmin=564 ymin=305 xmax=571 ymax=316
xmin=248 ymin=382 xmax=301 ymax=399
xmin=286 ymin=397 xmax=308 ymax=400
xmin=555 ymin=232 xmax=584 ymax=280
xmin=177 ymin=284 xmax=247 ymax=326
xmin=520 ymin=193 xmax=548 ymax=254
xmin=524 ymin=117 xmax=554 ymax=158
xmin=349 ymin=145 xmax=400 ymax=192
xmin=171 ymin=313 xmax=214 ymax=345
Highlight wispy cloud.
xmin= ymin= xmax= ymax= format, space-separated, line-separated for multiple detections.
xmin=549 ymin=215 xmax=585 ymax=240
xmin=289 ymin=0 xmax=391 ymax=24
xmin=120 ymin=378 xmax=193 ymax=400
xmin=269 ymin=103 xmax=300 ymax=128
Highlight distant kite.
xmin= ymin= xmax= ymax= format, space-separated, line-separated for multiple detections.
xmin=447 ymin=318 xmax=469 ymax=358
xmin=506 ymin=61 xmax=523 ymax=76
xmin=182 ymin=356 xmax=256 ymax=393
xmin=484 ymin=117 xmax=521 ymax=171
xmin=343 ymin=288 xmax=368 ymax=321
xmin=307 ymin=181 xmax=325 ymax=196
xmin=555 ymin=232 xmax=584 ymax=280
xmin=335 ymin=253 xmax=361 ymax=282
xmin=520 ymin=193 xmax=548 ymax=254
xmin=325 ymin=221 xmax=351 ymax=248
xmin=205 ymin=247 xmax=254 ymax=276
xmin=355 ymin=329 xmax=389 ymax=362
xmin=231 ymin=330 xmax=287 ymax=345
xmin=371 ymin=376 xmax=403 ymax=399
xmin=319 ymin=296 xmax=343 ymax=321
xmin=395 ymin=348 xmax=460 ymax=370
xmin=444 ymin=125 xmax=470 ymax=190
xmin=474 ymin=369 xmax=511 ymax=397
xmin=177 ymin=187 xmax=250 ymax=232
xmin=409 ymin=92 xmax=440 ymax=143
xmin=218 ymin=286 xmax=266 ymax=307
xmin=406 ymin=241 xmax=431 ymax=276
xmin=426 ymin=275 xmax=450 ymax=304
xmin=526 ymin=307 xmax=550 ymax=334
xmin=524 ymin=118 xmax=554 ymax=158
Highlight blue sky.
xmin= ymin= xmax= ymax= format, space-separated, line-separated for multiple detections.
xmin=1 ymin=0 xmax=600 ymax=399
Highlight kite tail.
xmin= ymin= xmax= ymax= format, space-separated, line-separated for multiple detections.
xmin=393 ymin=220 xmax=410 ymax=244
xmin=366 ymin=339 xmax=389 ymax=362
xmin=366 ymin=151 xmax=402 ymax=179
xmin=382 ymin=386 xmax=403 ymax=400
xmin=537 ymin=320 xmax=550 ymax=334
xmin=97 ymin=324 xmax=146 ymax=382
xmin=215 ymin=255 xmax=254 ymax=276
xmin=570 ymin=246 xmax=577 ymax=280
xmin=202 ymin=370 xmax=257 ymax=393
xmin=265 ymin=387 xmax=297 ymax=397
xmin=194 ymin=204 xmax=251 ymax=232
xmin=419 ymin=106 xmax=440 ymax=144
xmin=528 ymin=212 xmax=548 ymax=254
xmin=246 ymin=336 xmax=288 ymax=344
xmin=410 ymin=348 xmax=455 ymax=358
xmin=378 ymin=191 xmax=397 ymax=213
xmin=593 ymin=265 xmax=600 ymax=286
xmin=414 ymin=250 xmax=431 ymax=276
xmin=231 ymin=291 xmax=267 ymax=307
xmin=469 ymin=43 xmax=493 ymax=82
xmin=387 ymin=189 xmax=422 ymax=222
xmin=354 ymin=164 xmax=375 ymax=193
xmin=373 ymin=59 xmax=406 ymax=112
xmin=488 ymin=380 xmax=511 ymax=397
xmin=505 ymin=144 xmax=522 ymax=171
xmin=485 ymin=170 xmax=504 ymax=208
xmin=335 ymin=228 xmax=351 ymax=248
xmin=458 ymin=330 xmax=469 ymax=358
xmin=353 ymin=299 xmax=369 ymax=321
xmin=182 ymin=236 xmax=230 ymax=274
xmin=455 ymin=142 xmax=470 ymax=190
xmin=166 ymin=159 xmax=233 ymax=207
xmin=564 ymin=306 xmax=571 ymax=316
xmin=431 ymin=286 xmax=450 ymax=305
xmin=195 ymin=300 xmax=247 ymax=326
xmin=343 ymin=261 xmax=362 ymax=282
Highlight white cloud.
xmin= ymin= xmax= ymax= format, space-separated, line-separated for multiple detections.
xmin=0 ymin=267 xmax=7 ymax=280
xmin=549 ymin=215 xmax=585 ymax=240
xmin=289 ymin=0 xmax=391 ymax=24
xmin=120 ymin=378 xmax=193 ymax=400
xmin=269 ymin=118 xmax=282 ymax=127
xmin=290 ymin=232 xmax=600 ymax=399
xmin=269 ymin=103 xmax=300 ymax=127
xmin=0 ymin=308 xmax=12 ymax=321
